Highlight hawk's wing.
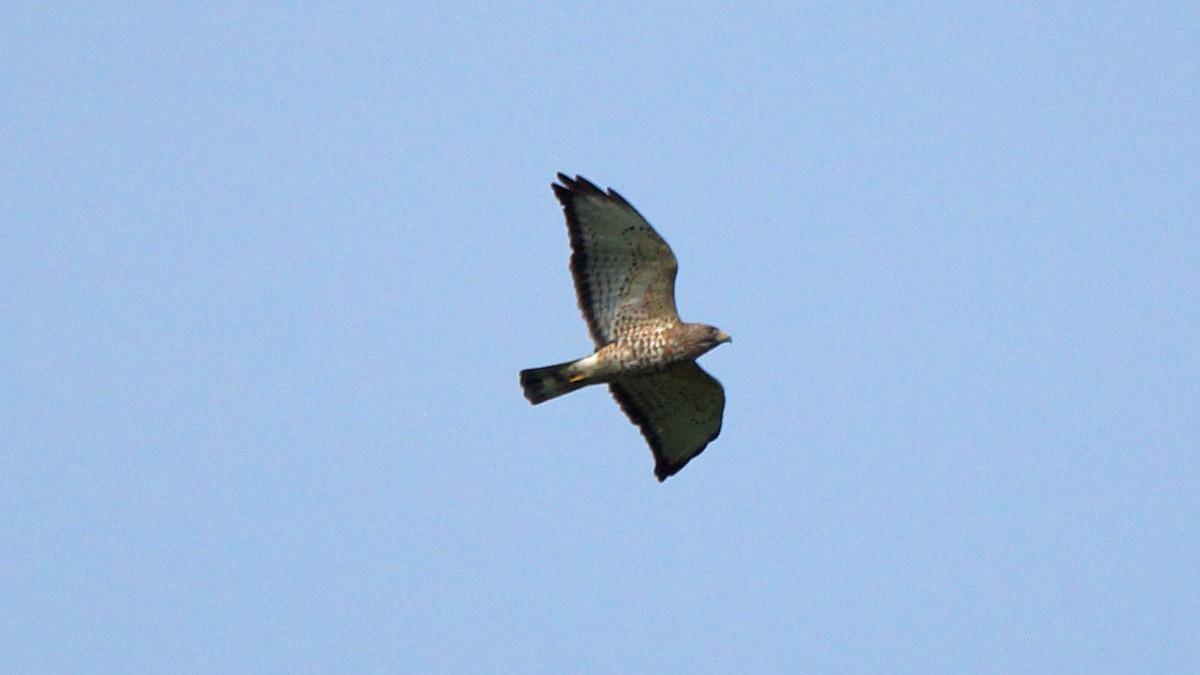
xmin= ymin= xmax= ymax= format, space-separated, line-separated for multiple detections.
xmin=553 ymin=174 xmax=680 ymax=347
xmin=609 ymin=362 xmax=725 ymax=481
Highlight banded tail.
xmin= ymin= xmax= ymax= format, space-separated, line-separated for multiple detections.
xmin=520 ymin=360 xmax=590 ymax=404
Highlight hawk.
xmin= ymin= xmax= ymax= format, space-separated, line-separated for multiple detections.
xmin=520 ymin=174 xmax=731 ymax=481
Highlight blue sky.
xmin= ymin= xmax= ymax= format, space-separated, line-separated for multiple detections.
xmin=3 ymin=3 xmax=1197 ymax=672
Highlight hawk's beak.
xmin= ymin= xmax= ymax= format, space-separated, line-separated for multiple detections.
xmin=717 ymin=330 xmax=732 ymax=344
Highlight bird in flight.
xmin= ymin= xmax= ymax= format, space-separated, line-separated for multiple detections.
xmin=520 ymin=174 xmax=731 ymax=481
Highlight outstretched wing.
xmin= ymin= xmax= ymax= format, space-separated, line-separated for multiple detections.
xmin=552 ymin=174 xmax=680 ymax=347
xmin=609 ymin=362 xmax=726 ymax=481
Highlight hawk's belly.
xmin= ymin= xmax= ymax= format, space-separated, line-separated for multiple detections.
xmin=586 ymin=336 xmax=697 ymax=380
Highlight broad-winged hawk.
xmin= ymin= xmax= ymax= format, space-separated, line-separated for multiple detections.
xmin=520 ymin=174 xmax=731 ymax=481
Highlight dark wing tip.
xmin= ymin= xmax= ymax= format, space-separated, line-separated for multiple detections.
xmin=552 ymin=173 xmax=646 ymax=224
xmin=551 ymin=183 xmax=570 ymax=206
xmin=654 ymin=461 xmax=674 ymax=482
xmin=604 ymin=187 xmax=636 ymax=211
xmin=554 ymin=173 xmax=605 ymax=199
xmin=610 ymin=381 xmax=718 ymax=484
xmin=552 ymin=174 xmax=584 ymax=239
xmin=652 ymin=431 xmax=717 ymax=482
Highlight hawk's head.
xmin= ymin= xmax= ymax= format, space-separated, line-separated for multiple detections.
xmin=686 ymin=324 xmax=732 ymax=356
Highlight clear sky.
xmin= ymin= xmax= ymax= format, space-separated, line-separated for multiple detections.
xmin=3 ymin=3 xmax=1197 ymax=672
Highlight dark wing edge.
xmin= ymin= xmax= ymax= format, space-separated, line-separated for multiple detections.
xmin=608 ymin=364 xmax=726 ymax=482
xmin=552 ymin=173 xmax=653 ymax=346
xmin=553 ymin=172 xmax=644 ymax=218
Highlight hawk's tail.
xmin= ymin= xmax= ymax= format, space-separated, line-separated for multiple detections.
xmin=520 ymin=361 xmax=589 ymax=405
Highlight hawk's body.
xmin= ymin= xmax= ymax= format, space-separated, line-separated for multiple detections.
xmin=520 ymin=174 xmax=731 ymax=481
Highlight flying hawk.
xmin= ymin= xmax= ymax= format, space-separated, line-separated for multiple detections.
xmin=520 ymin=174 xmax=731 ymax=481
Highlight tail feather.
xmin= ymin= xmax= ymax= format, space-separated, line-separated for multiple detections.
xmin=520 ymin=360 xmax=589 ymax=404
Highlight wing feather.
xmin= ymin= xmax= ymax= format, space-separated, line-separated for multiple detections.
xmin=608 ymin=362 xmax=725 ymax=481
xmin=553 ymin=174 xmax=680 ymax=346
